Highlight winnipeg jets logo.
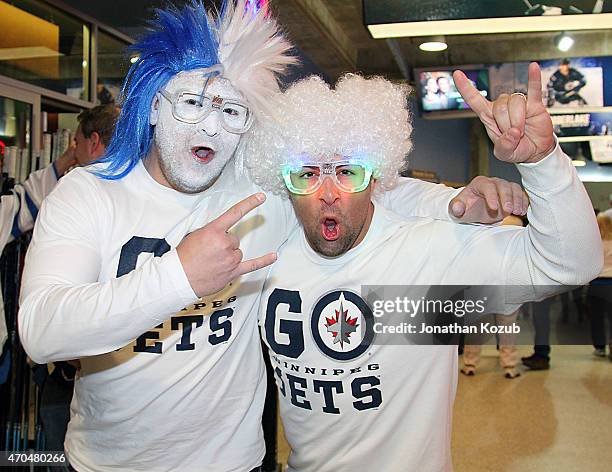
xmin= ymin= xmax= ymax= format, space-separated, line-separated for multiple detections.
xmin=311 ymin=290 xmax=375 ymax=361
xmin=324 ymin=295 xmax=359 ymax=348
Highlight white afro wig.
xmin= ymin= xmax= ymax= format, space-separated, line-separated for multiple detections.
xmin=242 ymin=73 xmax=413 ymax=195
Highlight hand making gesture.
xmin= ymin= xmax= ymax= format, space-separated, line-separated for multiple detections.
xmin=177 ymin=193 xmax=277 ymax=297
xmin=453 ymin=62 xmax=556 ymax=164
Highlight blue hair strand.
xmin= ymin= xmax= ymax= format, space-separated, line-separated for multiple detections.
xmin=94 ymin=0 xmax=221 ymax=180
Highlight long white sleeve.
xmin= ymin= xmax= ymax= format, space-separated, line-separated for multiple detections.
xmin=0 ymin=164 xmax=58 ymax=249
xmin=18 ymin=170 xmax=197 ymax=363
xmin=510 ymin=145 xmax=602 ymax=285
xmin=376 ymin=177 xmax=459 ymax=221
xmin=440 ymin=144 xmax=603 ymax=301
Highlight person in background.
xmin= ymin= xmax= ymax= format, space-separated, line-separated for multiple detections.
xmin=521 ymin=296 xmax=554 ymax=370
xmin=31 ymin=104 xmax=119 ymax=452
xmin=1 ymin=104 xmax=118 ymax=450
xmin=461 ymin=310 xmax=521 ymax=378
xmin=461 ymin=215 xmax=524 ymax=379
xmin=72 ymin=105 xmax=120 ymax=166
xmin=0 ymin=139 xmax=77 ymax=353
xmin=2 ymin=102 xmax=119 ymax=346
xmin=589 ymin=210 xmax=612 ymax=360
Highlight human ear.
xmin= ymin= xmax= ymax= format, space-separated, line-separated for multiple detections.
xmin=90 ymin=131 xmax=101 ymax=150
xmin=150 ymin=94 xmax=161 ymax=126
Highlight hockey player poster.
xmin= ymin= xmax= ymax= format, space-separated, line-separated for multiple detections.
xmin=540 ymin=57 xmax=604 ymax=109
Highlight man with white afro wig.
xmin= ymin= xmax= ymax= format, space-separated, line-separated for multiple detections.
xmin=256 ymin=64 xmax=602 ymax=471
xmin=247 ymin=73 xmax=413 ymax=194
xmin=246 ymin=74 xmax=530 ymax=222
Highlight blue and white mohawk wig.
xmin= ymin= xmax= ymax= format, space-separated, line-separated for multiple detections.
xmin=97 ymin=0 xmax=296 ymax=180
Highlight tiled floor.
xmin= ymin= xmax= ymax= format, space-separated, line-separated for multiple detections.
xmin=276 ymin=345 xmax=612 ymax=471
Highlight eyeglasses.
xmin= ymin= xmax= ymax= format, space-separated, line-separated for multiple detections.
xmin=282 ymin=160 xmax=373 ymax=195
xmin=158 ymin=89 xmax=253 ymax=134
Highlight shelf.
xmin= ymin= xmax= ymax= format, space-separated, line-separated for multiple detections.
xmin=558 ymin=135 xmax=612 ymax=143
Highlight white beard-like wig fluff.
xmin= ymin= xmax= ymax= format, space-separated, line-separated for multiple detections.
xmin=242 ymin=74 xmax=414 ymax=195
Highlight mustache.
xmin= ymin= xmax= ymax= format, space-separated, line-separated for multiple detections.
xmin=318 ymin=204 xmax=343 ymax=219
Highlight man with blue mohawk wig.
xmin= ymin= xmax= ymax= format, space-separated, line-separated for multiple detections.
xmin=18 ymin=1 xmax=532 ymax=470
xmin=20 ymin=2 xmax=297 ymax=470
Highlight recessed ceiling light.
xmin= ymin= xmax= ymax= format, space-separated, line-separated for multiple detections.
xmin=555 ymin=32 xmax=574 ymax=52
xmin=419 ymin=36 xmax=447 ymax=52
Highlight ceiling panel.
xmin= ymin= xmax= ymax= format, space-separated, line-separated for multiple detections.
xmin=55 ymin=0 xmax=611 ymax=83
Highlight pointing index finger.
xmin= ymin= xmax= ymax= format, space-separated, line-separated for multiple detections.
xmin=452 ymin=70 xmax=491 ymax=117
xmin=212 ymin=193 xmax=266 ymax=231
xmin=527 ymin=62 xmax=543 ymax=106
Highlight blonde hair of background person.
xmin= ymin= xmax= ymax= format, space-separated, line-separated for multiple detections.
xmin=461 ymin=213 xmax=524 ymax=379
xmin=597 ymin=212 xmax=612 ymax=241
xmin=596 ymin=211 xmax=612 ymax=278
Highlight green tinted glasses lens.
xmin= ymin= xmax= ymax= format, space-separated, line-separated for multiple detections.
xmin=284 ymin=163 xmax=370 ymax=194
xmin=289 ymin=167 xmax=320 ymax=193
xmin=335 ymin=164 xmax=368 ymax=191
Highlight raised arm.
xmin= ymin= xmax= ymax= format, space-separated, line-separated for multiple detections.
xmin=449 ymin=63 xmax=602 ymax=290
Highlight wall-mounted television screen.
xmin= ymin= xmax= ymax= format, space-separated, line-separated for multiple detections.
xmin=417 ymin=69 xmax=490 ymax=113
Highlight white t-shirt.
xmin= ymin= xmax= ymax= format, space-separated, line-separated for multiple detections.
xmin=18 ymin=158 xmax=458 ymax=472
xmin=259 ymin=147 xmax=602 ymax=472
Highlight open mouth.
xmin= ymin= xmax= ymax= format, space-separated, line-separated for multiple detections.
xmin=321 ymin=217 xmax=339 ymax=241
xmin=191 ymin=146 xmax=215 ymax=163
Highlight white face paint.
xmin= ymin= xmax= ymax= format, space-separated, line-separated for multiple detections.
xmin=153 ymin=69 xmax=243 ymax=193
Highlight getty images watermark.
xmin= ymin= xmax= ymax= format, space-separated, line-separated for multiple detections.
xmin=371 ymin=295 xmax=520 ymax=335
xmin=306 ymin=285 xmax=599 ymax=351
xmin=353 ymin=285 xmax=588 ymax=346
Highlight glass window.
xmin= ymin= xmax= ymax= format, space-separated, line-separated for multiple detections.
xmin=0 ymin=0 xmax=89 ymax=100
xmin=97 ymin=29 xmax=131 ymax=105
xmin=0 ymin=95 xmax=32 ymax=182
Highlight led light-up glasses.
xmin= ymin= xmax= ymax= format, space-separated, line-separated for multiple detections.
xmin=282 ymin=160 xmax=373 ymax=195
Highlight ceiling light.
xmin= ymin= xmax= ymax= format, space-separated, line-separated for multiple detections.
xmin=366 ymin=14 xmax=612 ymax=39
xmin=555 ymin=32 xmax=574 ymax=52
xmin=419 ymin=36 xmax=447 ymax=52
xmin=571 ymin=159 xmax=586 ymax=167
